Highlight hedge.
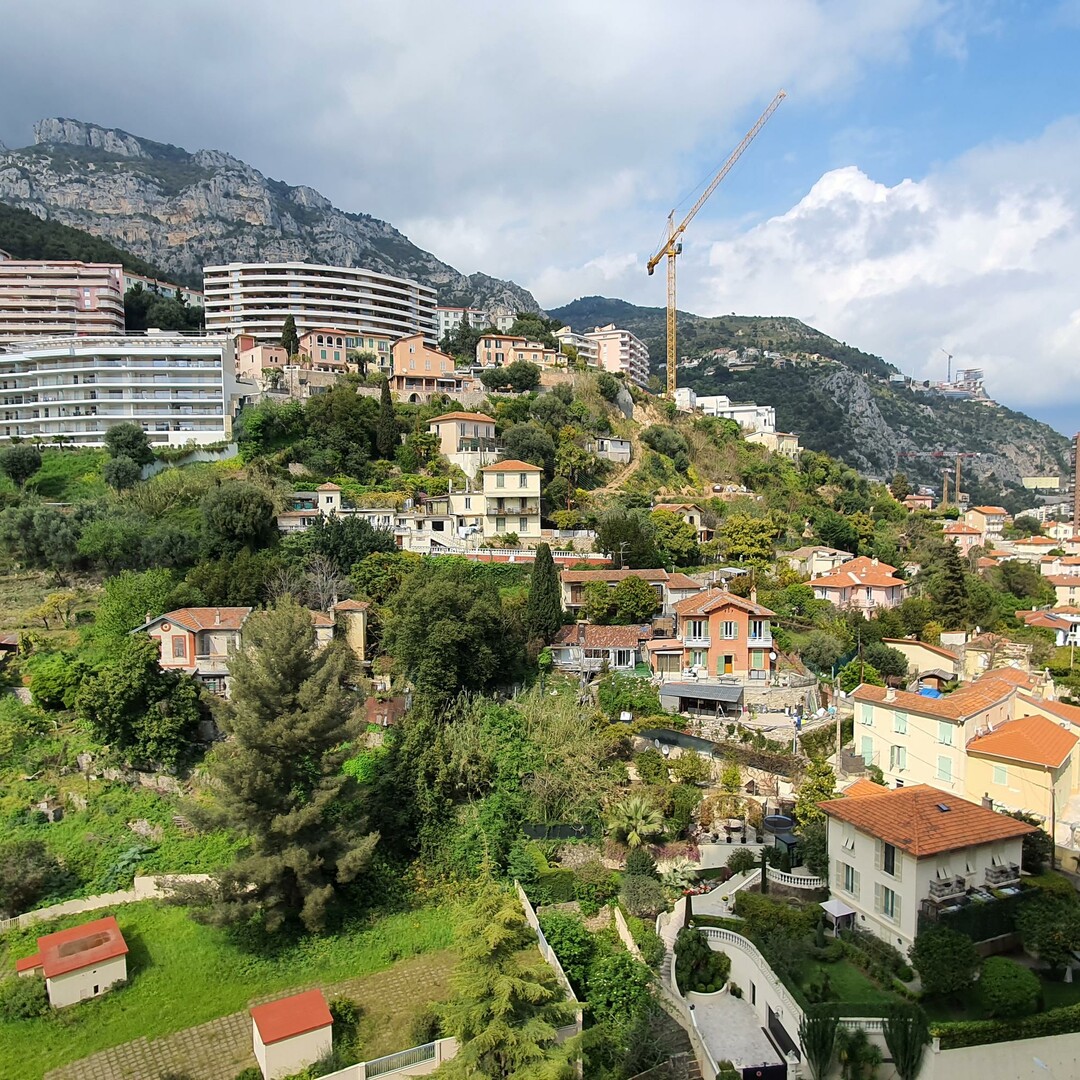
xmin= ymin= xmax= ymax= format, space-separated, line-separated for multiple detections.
xmin=934 ymin=1002 xmax=1080 ymax=1049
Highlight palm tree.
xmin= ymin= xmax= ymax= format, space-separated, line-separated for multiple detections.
xmin=608 ymin=795 xmax=664 ymax=849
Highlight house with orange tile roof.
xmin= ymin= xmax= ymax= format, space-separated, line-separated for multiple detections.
xmin=880 ymin=638 xmax=961 ymax=685
xmin=1044 ymin=575 xmax=1080 ymax=607
xmin=426 ymin=411 xmax=501 ymax=477
xmin=652 ymin=502 xmax=713 ymax=544
xmin=16 ymin=915 xmax=128 ymax=1008
xmin=479 ymin=459 xmax=543 ymax=540
xmin=901 ymin=493 xmax=935 ymax=512
xmin=966 ymin=712 xmax=1078 ymax=825
xmin=1005 ymin=534 xmax=1060 ymax=563
xmin=965 ymin=505 xmax=1009 ymax=540
xmin=250 ymin=988 xmax=334 ymax=1080
xmin=820 ymin=784 xmax=1034 ymax=950
xmin=842 ymin=777 xmax=891 ymax=798
xmin=1016 ymin=608 xmax=1080 ymax=646
xmin=810 ymin=556 xmax=907 ymax=615
xmin=960 ymin=632 xmax=1033 ymax=681
xmin=784 ymin=545 xmax=853 ymax=578
xmin=942 ymin=521 xmax=982 ymax=555
xmin=550 ymin=623 xmax=646 ymax=673
xmin=1039 ymin=554 xmax=1080 ymax=578
xmin=558 ymin=567 xmax=704 ymax=616
xmin=647 ymin=588 xmax=776 ymax=681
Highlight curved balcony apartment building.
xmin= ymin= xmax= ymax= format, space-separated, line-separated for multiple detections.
xmin=0 ymin=334 xmax=244 ymax=448
xmin=202 ymin=262 xmax=438 ymax=347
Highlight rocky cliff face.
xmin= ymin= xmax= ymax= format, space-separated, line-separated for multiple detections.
xmin=0 ymin=118 xmax=539 ymax=313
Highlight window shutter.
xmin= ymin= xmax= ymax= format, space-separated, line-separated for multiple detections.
xmin=874 ymin=841 xmax=882 ymax=871
xmin=893 ymin=893 xmax=901 ymax=924
xmin=834 ymin=860 xmax=842 ymax=889
xmin=874 ymin=882 xmax=883 ymax=913
xmin=895 ymin=853 xmax=903 ymax=883
xmin=853 ymin=869 xmax=861 ymax=900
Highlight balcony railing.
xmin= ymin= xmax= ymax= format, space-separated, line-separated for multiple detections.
xmin=928 ymin=875 xmax=967 ymax=902
xmin=748 ymin=633 xmax=773 ymax=647
xmin=985 ymin=863 xmax=1021 ymax=887
xmin=683 ymin=635 xmax=711 ymax=646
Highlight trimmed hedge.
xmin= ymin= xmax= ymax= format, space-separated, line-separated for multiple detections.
xmin=934 ymin=1003 xmax=1080 ymax=1050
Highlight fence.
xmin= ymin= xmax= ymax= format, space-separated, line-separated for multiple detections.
xmin=766 ymin=867 xmax=826 ymax=889
xmin=319 ymin=1039 xmax=459 ymax=1080
xmin=366 ymin=1043 xmax=437 ymax=1077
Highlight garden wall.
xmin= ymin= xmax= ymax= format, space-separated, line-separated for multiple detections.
xmin=920 ymin=1030 xmax=1080 ymax=1080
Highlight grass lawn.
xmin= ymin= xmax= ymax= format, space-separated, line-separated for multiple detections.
xmin=923 ymin=963 xmax=1080 ymax=1022
xmin=24 ymin=449 xmax=109 ymax=502
xmin=0 ymin=900 xmax=457 ymax=1079
xmin=796 ymin=956 xmax=901 ymax=1011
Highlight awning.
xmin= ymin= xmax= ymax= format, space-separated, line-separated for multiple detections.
xmin=659 ymin=683 xmax=743 ymax=703
xmin=820 ymin=899 xmax=856 ymax=919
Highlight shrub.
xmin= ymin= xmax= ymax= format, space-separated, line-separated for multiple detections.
xmin=910 ymin=927 xmax=980 ymax=997
xmin=408 ymin=1005 xmax=442 ymax=1046
xmin=635 ymin=927 xmax=666 ymax=969
xmin=573 ymin=860 xmax=619 ymax=906
xmin=539 ymin=910 xmax=596 ymax=995
xmin=725 ymin=848 xmax=758 ymax=876
xmin=733 ymin=891 xmax=815 ymax=939
xmin=624 ymin=848 xmax=659 ymax=879
xmin=674 ymin=926 xmax=731 ymax=993
xmin=934 ymin=1002 xmax=1080 ymax=1050
xmin=634 ymin=748 xmax=669 ymax=785
xmin=587 ymin=951 xmax=653 ymax=1024
xmin=977 ymin=956 xmax=1040 ymax=1018
xmin=0 ymin=975 xmax=48 ymax=1020
xmin=620 ymin=874 xmax=668 ymax=918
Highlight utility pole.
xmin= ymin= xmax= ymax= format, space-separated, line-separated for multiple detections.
xmin=955 ymin=455 xmax=962 ymax=510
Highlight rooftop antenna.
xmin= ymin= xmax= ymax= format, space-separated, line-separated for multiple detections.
xmin=940 ymin=347 xmax=953 ymax=384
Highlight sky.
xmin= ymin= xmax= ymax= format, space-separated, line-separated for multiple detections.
xmin=2 ymin=0 xmax=1080 ymax=431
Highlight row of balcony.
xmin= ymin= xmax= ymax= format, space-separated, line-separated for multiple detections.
xmin=927 ymin=863 xmax=1021 ymax=902
xmin=681 ymin=633 xmax=774 ymax=647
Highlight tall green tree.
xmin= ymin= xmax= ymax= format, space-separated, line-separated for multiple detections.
xmin=184 ymin=600 xmax=378 ymax=932
xmin=882 ymin=1003 xmax=930 ymax=1080
xmin=0 ymin=444 xmax=42 ymax=488
xmin=437 ymin=879 xmax=578 ymax=1080
xmin=595 ymin=509 xmax=661 ymax=569
xmin=925 ymin=540 xmax=969 ymax=630
xmin=376 ymin=377 xmax=398 ymax=459
xmin=524 ymin=543 xmax=563 ymax=643
xmin=909 ymin=926 xmax=980 ymax=995
xmin=793 ymin=760 xmax=837 ymax=828
xmin=103 ymin=455 xmax=142 ymax=491
xmin=280 ymin=314 xmax=299 ymax=357
xmin=650 ymin=510 xmax=700 ymax=566
xmin=96 ymin=568 xmax=177 ymax=639
xmin=610 ymin=575 xmax=660 ymax=624
xmin=798 ymin=1005 xmax=839 ymax=1080
xmin=104 ymin=422 xmax=155 ymax=465
xmin=200 ymin=482 xmax=277 ymax=557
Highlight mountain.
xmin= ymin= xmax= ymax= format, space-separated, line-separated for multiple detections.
xmin=550 ymin=296 xmax=1071 ymax=502
xmin=0 ymin=119 xmax=539 ymax=312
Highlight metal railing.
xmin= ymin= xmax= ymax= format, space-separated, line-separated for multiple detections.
xmin=365 ymin=1043 xmax=436 ymax=1078
xmin=696 ymin=926 xmax=804 ymax=1022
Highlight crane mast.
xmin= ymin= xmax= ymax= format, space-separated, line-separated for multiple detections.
xmin=648 ymin=89 xmax=786 ymax=398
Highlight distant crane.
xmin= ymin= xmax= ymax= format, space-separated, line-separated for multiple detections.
xmin=937 ymin=347 xmax=954 ymax=386
xmin=898 ymin=450 xmax=981 ymax=508
xmin=647 ymin=90 xmax=787 ymax=398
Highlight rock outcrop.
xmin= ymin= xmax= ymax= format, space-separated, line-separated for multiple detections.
xmin=0 ymin=119 xmax=539 ymax=314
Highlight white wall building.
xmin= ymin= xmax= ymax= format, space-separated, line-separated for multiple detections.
xmin=121 ymin=271 xmax=204 ymax=308
xmin=554 ymin=326 xmax=599 ymax=365
xmin=16 ymin=915 xmax=129 ymax=1009
xmin=203 ymin=262 xmax=438 ymax=347
xmin=250 ymin=989 xmax=334 ymax=1080
xmin=0 ymin=334 xmax=244 ymax=447
xmin=436 ymin=305 xmax=490 ymax=340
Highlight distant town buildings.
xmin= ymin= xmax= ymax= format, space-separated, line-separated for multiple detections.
xmin=587 ymin=323 xmax=650 ymax=388
xmin=436 ymin=305 xmax=489 ymax=340
xmin=0 ymin=259 xmax=125 ymax=342
xmin=203 ymin=262 xmax=438 ymax=347
xmin=554 ymin=326 xmax=599 ymax=366
xmin=809 ymin=556 xmax=907 ymax=614
xmin=121 ymin=270 xmax=204 ymax=308
xmin=0 ymin=333 xmax=245 ymax=447
xmin=676 ymin=388 xmax=776 ymax=432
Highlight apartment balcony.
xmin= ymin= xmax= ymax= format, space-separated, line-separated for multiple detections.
xmin=928 ymin=875 xmax=967 ymax=902
xmin=748 ymin=633 xmax=774 ymax=647
xmin=985 ymin=863 xmax=1021 ymax=888
xmin=486 ymin=500 xmax=539 ymax=515
xmin=194 ymin=654 xmax=230 ymax=675
xmin=683 ymin=635 xmax=711 ymax=647
xmin=456 ymin=438 xmax=502 ymax=453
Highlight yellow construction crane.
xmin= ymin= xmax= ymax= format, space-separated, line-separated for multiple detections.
xmin=647 ymin=89 xmax=787 ymax=398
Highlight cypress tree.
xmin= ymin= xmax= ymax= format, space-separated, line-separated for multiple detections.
xmin=883 ymin=1003 xmax=930 ymax=1080
xmin=524 ymin=542 xmax=563 ymax=643
xmin=183 ymin=599 xmax=378 ymax=932
xmin=280 ymin=314 xmax=299 ymax=357
xmin=376 ymin=377 xmax=398 ymax=459
xmin=930 ymin=540 xmax=969 ymax=630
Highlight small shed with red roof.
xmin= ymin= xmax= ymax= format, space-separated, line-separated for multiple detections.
xmin=17 ymin=914 xmax=128 ymax=1008
xmin=250 ymin=988 xmax=333 ymax=1079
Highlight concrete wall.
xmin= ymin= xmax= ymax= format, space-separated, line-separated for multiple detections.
xmin=920 ymin=1031 xmax=1080 ymax=1080
xmin=259 ymin=1025 xmax=333 ymax=1080
xmin=47 ymin=954 xmax=126 ymax=1008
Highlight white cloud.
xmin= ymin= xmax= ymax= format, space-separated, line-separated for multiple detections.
xmin=686 ymin=119 xmax=1080 ymax=416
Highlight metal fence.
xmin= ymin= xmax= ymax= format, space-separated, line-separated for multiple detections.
xmin=364 ymin=1043 xmax=436 ymax=1078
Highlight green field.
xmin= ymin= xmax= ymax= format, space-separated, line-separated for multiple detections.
xmin=0 ymin=901 xmax=457 ymax=1079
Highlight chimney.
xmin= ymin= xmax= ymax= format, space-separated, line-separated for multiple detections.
xmin=146 ymin=610 xmax=153 ymax=624
xmin=982 ymin=794 xmax=994 ymax=810
xmin=577 ymin=620 xmax=587 ymax=646
xmin=749 ymin=586 xmax=758 ymax=605
xmin=885 ymin=687 xmax=896 ymax=702
xmin=214 ymin=608 xmax=221 ymax=626
xmin=872 ymin=557 xmax=879 ymax=567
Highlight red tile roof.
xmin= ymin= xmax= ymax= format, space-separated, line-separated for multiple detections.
xmin=153 ymin=607 xmax=251 ymax=631
xmin=1020 ymin=695 xmax=1080 ymax=728
xmin=971 ymin=506 xmax=1008 ymax=515
xmin=561 ymin=568 xmax=668 ymax=584
xmin=810 ymin=556 xmax=905 ymax=590
xmin=16 ymin=954 xmax=42 ymax=973
xmin=819 ymin=784 xmax=1036 ymax=857
xmin=1045 ymin=576 xmax=1080 ymax=588
xmin=334 ymin=599 xmax=370 ymax=611
xmin=554 ymin=624 xmax=644 ymax=649
xmin=943 ymin=523 xmax=981 ymax=535
xmin=673 ymin=587 xmax=775 ymax=618
xmin=428 ymin=411 xmax=496 ymax=424
xmin=316 ymin=483 xmax=341 ymax=491
xmin=666 ymin=573 xmax=704 ymax=590
xmin=482 ymin=459 xmax=543 ymax=472
xmin=309 ymin=611 xmax=335 ymax=628
xmin=843 ymin=778 xmax=890 ymax=798
xmin=33 ymin=915 xmax=128 ymax=979
xmin=251 ymin=989 xmax=333 ymax=1045
xmin=852 ymin=679 xmax=1015 ymax=721
xmin=967 ymin=714 xmax=1078 ymax=769
xmin=644 ymin=637 xmax=684 ymax=652
xmin=653 ymin=503 xmax=702 ymax=513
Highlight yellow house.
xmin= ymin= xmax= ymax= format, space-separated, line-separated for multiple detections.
xmin=965 ymin=712 xmax=1078 ymax=825
xmin=478 ymin=459 xmax=543 ymax=540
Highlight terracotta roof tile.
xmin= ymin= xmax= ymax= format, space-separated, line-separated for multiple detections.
xmin=819 ymin=784 xmax=1036 ymax=857
xmin=943 ymin=523 xmax=981 ymax=535
xmin=786 ymin=546 xmax=854 ymax=559
xmin=665 ymin=573 xmax=704 ymax=590
xmin=34 ymin=915 xmax=128 ymax=979
xmin=673 ymin=587 xmax=775 ymax=618
xmin=316 ymin=483 xmax=341 ymax=491
xmin=427 ymin=411 xmax=496 ymax=424
xmin=1045 ymin=576 xmax=1080 ymax=588
xmin=561 ymin=568 xmax=669 ymax=584
xmin=1020 ymin=695 xmax=1080 ymax=728
xmin=152 ymin=607 xmax=252 ymax=632
xmin=334 ymin=599 xmax=370 ymax=611
xmin=251 ymin=989 xmax=333 ymax=1045
xmin=971 ymin=506 xmax=1008 ymax=514
xmin=967 ymin=714 xmax=1078 ymax=768
xmin=482 ymin=459 xmax=543 ymax=472
xmin=852 ymin=680 xmax=1015 ymax=721
xmin=843 ymin=778 xmax=890 ymax=798
xmin=553 ymin=624 xmax=645 ymax=648
xmin=810 ymin=556 xmax=905 ymax=590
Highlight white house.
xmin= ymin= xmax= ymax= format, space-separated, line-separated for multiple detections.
xmin=250 ymin=988 xmax=334 ymax=1080
xmin=17 ymin=915 xmax=129 ymax=1008
xmin=550 ymin=623 xmax=643 ymax=673
xmin=819 ymin=784 xmax=1035 ymax=951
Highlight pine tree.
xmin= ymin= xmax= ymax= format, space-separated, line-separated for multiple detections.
xmin=376 ymin=377 xmax=398 ymax=459
xmin=280 ymin=314 xmax=299 ymax=357
xmin=524 ymin=543 xmax=563 ymax=643
xmin=930 ymin=540 xmax=969 ymax=630
xmin=184 ymin=600 xmax=378 ymax=932
xmin=438 ymin=880 xmax=578 ymax=1080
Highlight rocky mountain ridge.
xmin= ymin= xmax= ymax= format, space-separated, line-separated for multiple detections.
xmin=0 ymin=118 xmax=539 ymax=313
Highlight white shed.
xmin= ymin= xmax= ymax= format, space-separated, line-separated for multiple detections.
xmin=250 ymin=988 xmax=334 ymax=1080
xmin=16 ymin=914 xmax=129 ymax=1008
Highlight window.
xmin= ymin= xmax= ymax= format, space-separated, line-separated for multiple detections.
xmin=882 ymin=886 xmax=898 ymax=920
xmin=750 ymin=982 xmax=756 ymax=1005
xmin=860 ymin=704 xmax=873 ymax=726
xmin=464 ymin=497 xmax=471 ymax=510
xmin=519 ymin=517 xmax=528 ymax=532
xmin=496 ymin=517 xmax=506 ymax=532
xmin=842 ymin=863 xmax=860 ymax=898
xmin=883 ymin=843 xmax=896 ymax=876
xmin=687 ymin=619 xmax=708 ymax=640
xmin=842 ymin=824 xmax=856 ymax=851
xmin=722 ymin=621 xmax=738 ymax=639
xmin=519 ymin=472 xmax=528 ymax=488
xmin=171 ymin=636 xmax=186 ymax=659
xmin=889 ymin=745 xmax=907 ymax=771
xmin=320 ymin=349 xmax=327 ymax=360
xmin=861 ymin=735 xmax=873 ymax=763
xmin=993 ymin=764 xmax=1008 ymax=786
xmin=690 ymin=649 xmax=707 ymax=668
xmin=938 ymin=721 xmax=953 ymax=746
xmin=750 ymin=619 xmax=765 ymax=639
xmin=496 ymin=473 xmax=505 ymax=488
xmin=937 ymin=755 xmax=952 ymax=782
xmin=894 ymin=710 xmax=907 ymax=734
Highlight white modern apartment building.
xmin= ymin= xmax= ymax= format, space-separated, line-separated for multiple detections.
xmin=436 ymin=306 xmax=490 ymax=341
xmin=0 ymin=334 xmax=245 ymax=447
xmin=585 ymin=324 xmax=650 ymax=388
xmin=203 ymin=262 xmax=438 ymax=347
xmin=675 ymin=388 xmax=776 ymax=433
xmin=122 ymin=271 xmax=204 ymax=308
xmin=0 ymin=260 xmax=125 ymax=343
xmin=554 ymin=326 xmax=598 ymax=366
